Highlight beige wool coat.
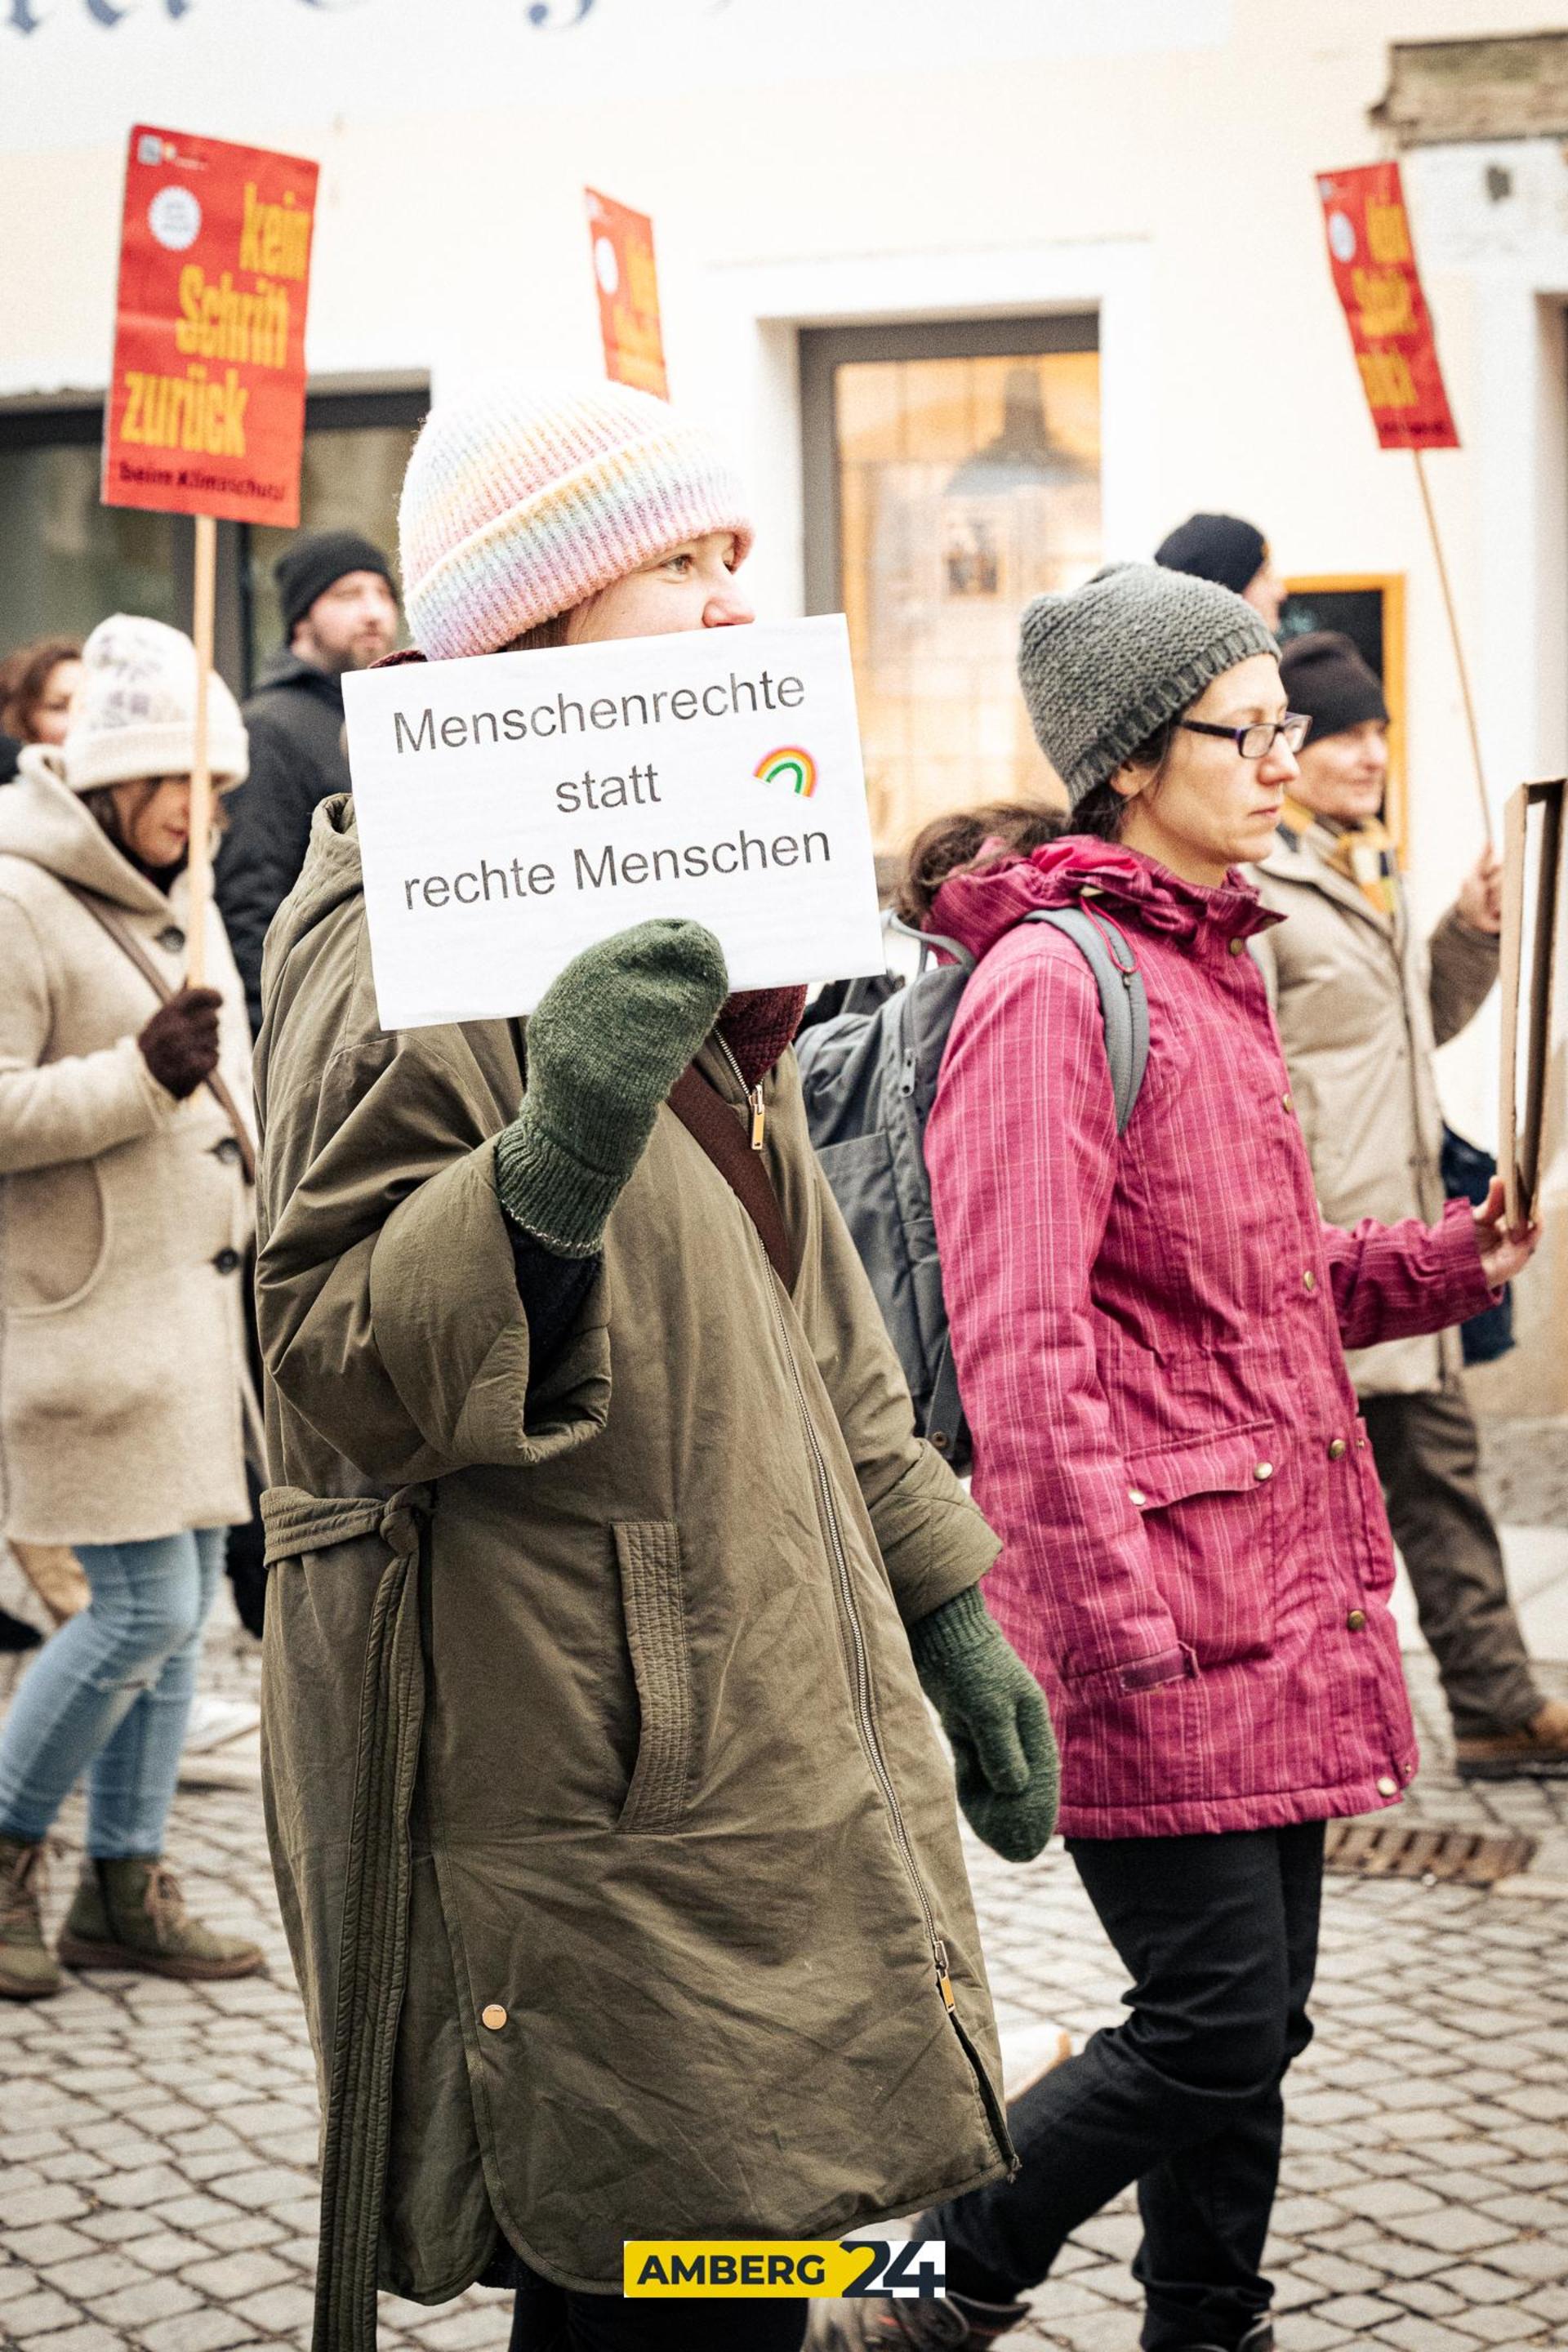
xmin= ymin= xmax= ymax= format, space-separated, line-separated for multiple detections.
xmin=254 ymin=798 xmax=1012 ymax=2350
xmin=1251 ymin=820 xmax=1498 ymax=1395
xmin=0 ymin=752 xmax=255 ymax=1544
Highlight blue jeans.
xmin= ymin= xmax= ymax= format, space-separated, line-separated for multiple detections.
xmin=0 ymin=1526 xmax=225 ymax=1858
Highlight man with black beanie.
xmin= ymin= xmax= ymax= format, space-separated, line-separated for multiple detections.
xmin=1155 ymin=510 xmax=1285 ymax=631
xmin=214 ymin=529 xmax=398 ymax=1031
xmin=1251 ymin=631 xmax=1568 ymax=1780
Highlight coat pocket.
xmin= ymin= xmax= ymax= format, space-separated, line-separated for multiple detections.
xmin=612 ymin=1520 xmax=697 ymax=1836
xmin=7 ymin=1159 xmax=110 ymax=1316
xmin=1125 ymin=1427 xmax=1280 ymax=1668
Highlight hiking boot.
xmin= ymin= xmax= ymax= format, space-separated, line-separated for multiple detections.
xmin=57 ymin=1857 xmax=264 ymax=1980
xmin=0 ymin=1836 xmax=60 ymax=2000
xmin=804 ymin=2286 xmax=1028 ymax=2348
xmin=1456 ymin=1697 xmax=1568 ymax=1781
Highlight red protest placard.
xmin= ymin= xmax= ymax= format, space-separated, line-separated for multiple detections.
xmin=1316 ymin=162 xmax=1459 ymax=452
xmin=104 ymin=125 xmax=318 ymax=527
xmin=586 ymin=188 xmax=669 ymax=399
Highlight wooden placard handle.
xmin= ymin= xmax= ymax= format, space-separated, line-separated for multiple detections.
xmin=1412 ymin=450 xmax=1492 ymax=852
xmin=186 ymin=511 xmax=218 ymax=989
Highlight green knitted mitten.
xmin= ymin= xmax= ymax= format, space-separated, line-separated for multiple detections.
xmin=909 ymin=1584 xmax=1060 ymax=1863
xmin=495 ymin=919 xmax=729 ymax=1256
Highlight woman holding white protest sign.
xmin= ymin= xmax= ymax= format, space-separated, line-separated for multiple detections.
xmin=0 ymin=615 xmax=264 ymax=2000
xmin=252 ymin=374 xmax=1057 ymax=2352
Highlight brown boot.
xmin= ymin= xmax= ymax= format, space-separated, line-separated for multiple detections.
xmin=1456 ymin=1697 xmax=1568 ymax=1781
xmin=57 ymin=1857 xmax=264 ymax=1980
xmin=0 ymin=1835 xmax=61 ymax=2000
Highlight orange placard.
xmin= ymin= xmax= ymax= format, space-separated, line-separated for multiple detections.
xmin=585 ymin=188 xmax=669 ymax=399
xmin=1316 ymin=162 xmax=1458 ymax=452
xmin=104 ymin=124 xmax=318 ymax=527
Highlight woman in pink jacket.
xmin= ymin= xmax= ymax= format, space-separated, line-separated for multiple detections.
xmin=813 ymin=563 xmax=1538 ymax=2352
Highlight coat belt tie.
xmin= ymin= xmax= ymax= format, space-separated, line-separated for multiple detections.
xmin=262 ymin=1482 xmax=432 ymax=2352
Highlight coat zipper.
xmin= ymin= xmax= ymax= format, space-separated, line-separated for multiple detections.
xmin=714 ymin=1035 xmax=767 ymax=1150
xmin=707 ymin=1041 xmax=1009 ymax=2158
xmin=764 ymin=1264 xmax=948 ymax=1990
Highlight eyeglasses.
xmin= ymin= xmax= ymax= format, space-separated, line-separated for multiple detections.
xmin=1178 ymin=714 xmax=1312 ymax=759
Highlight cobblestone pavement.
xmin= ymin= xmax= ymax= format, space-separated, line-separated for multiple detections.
xmin=2 ymin=1610 xmax=1566 ymax=2352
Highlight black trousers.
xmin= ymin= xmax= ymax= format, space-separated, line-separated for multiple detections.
xmin=919 ymin=1822 xmax=1325 ymax=2352
xmin=509 ymin=2266 xmax=805 ymax=2350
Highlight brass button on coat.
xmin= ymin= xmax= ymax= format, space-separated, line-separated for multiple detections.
xmin=1347 ymin=1609 xmax=1366 ymax=1632
xmin=1328 ymin=1438 xmax=1348 ymax=1461
xmin=1253 ymin=1462 xmax=1274 ymax=1482
xmin=1302 ymin=1271 xmax=1317 ymax=1293
xmin=1128 ymin=1487 xmax=1148 ymax=1508
xmin=1376 ymin=1775 xmax=1398 ymax=1797
xmin=481 ymin=2004 xmax=507 ymax=2031
xmin=1227 ymin=937 xmax=1245 ymax=956
xmin=1281 ymin=1093 xmax=1294 ymax=1112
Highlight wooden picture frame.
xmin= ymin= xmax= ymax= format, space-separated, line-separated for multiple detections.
xmin=1499 ymin=777 xmax=1566 ymax=1226
xmin=1280 ymin=572 xmax=1408 ymax=860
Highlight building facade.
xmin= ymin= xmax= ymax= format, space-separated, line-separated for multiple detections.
xmin=2 ymin=0 xmax=1564 ymax=1402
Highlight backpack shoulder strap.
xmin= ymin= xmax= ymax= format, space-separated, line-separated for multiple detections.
xmin=1022 ymin=905 xmax=1150 ymax=1136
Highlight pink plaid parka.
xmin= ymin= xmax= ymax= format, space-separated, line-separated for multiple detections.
xmin=925 ymin=839 xmax=1494 ymax=1839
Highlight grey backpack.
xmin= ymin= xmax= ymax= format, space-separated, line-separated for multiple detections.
xmin=795 ymin=907 xmax=1149 ymax=1469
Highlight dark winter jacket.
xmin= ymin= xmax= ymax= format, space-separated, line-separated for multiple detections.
xmin=214 ymin=651 xmax=350 ymax=1031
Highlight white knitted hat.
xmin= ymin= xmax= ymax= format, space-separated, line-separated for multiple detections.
xmin=61 ymin=615 xmax=248 ymax=795
xmin=399 ymin=372 xmax=755 ymax=660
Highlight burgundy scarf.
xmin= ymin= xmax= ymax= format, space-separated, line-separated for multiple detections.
xmin=716 ymin=987 xmax=808 ymax=1087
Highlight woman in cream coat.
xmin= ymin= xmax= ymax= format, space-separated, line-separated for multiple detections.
xmin=0 ymin=615 xmax=264 ymax=1998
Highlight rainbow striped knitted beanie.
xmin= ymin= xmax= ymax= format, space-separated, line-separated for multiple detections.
xmin=399 ymin=373 xmax=755 ymax=659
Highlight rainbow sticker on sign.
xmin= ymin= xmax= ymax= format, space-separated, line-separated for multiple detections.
xmin=755 ymin=745 xmax=817 ymax=798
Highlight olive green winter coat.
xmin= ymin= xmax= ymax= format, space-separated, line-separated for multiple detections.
xmin=253 ymin=797 xmax=1011 ymax=2349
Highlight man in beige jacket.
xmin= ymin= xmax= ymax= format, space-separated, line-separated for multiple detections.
xmin=1253 ymin=630 xmax=1568 ymax=1780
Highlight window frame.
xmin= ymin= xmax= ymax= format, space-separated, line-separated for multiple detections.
xmin=1280 ymin=571 xmax=1408 ymax=860
xmin=798 ymin=313 xmax=1101 ymax=617
xmin=0 ymin=376 xmax=429 ymax=695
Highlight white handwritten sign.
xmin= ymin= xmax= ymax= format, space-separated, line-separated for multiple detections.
xmin=341 ymin=615 xmax=885 ymax=1030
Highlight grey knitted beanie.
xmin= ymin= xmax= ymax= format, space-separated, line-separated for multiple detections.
xmin=1018 ymin=562 xmax=1280 ymax=808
